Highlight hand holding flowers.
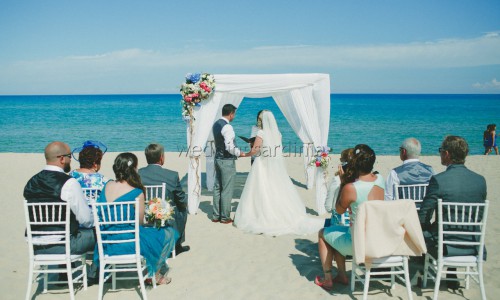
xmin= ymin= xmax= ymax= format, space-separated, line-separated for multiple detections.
xmin=145 ymin=197 xmax=175 ymax=229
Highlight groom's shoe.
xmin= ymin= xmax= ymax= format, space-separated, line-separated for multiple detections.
xmin=211 ymin=219 xmax=220 ymax=223
xmin=220 ymin=219 xmax=233 ymax=224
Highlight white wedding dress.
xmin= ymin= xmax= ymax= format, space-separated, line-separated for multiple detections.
xmin=234 ymin=111 xmax=324 ymax=236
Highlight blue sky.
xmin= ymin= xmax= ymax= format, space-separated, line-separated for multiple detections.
xmin=0 ymin=0 xmax=499 ymax=94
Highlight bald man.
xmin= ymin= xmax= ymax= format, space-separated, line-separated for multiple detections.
xmin=24 ymin=142 xmax=98 ymax=279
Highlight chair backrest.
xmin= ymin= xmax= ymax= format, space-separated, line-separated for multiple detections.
xmin=144 ymin=183 xmax=166 ymax=202
xmin=91 ymin=200 xmax=140 ymax=260
xmin=353 ymin=200 xmax=427 ymax=263
xmin=437 ymin=199 xmax=489 ymax=260
xmin=394 ymin=183 xmax=428 ymax=209
xmin=23 ymin=200 xmax=71 ymax=257
xmin=82 ymin=187 xmax=102 ymax=205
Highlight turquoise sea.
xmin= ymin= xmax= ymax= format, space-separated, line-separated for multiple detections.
xmin=0 ymin=94 xmax=498 ymax=155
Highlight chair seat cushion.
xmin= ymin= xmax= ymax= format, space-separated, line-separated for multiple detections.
xmin=103 ymin=254 xmax=140 ymax=263
xmin=442 ymin=256 xmax=478 ymax=263
xmin=371 ymin=256 xmax=404 ymax=264
xmin=34 ymin=254 xmax=84 ymax=261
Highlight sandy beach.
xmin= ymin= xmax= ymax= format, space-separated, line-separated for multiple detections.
xmin=1 ymin=152 xmax=498 ymax=300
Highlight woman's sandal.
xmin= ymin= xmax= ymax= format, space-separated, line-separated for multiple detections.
xmin=144 ymin=274 xmax=172 ymax=286
xmin=155 ymin=274 xmax=172 ymax=285
xmin=314 ymin=275 xmax=333 ymax=291
xmin=332 ymin=276 xmax=349 ymax=285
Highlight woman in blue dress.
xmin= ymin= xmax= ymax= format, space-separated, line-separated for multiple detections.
xmin=95 ymin=152 xmax=178 ymax=285
xmin=315 ymin=144 xmax=385 ymax=291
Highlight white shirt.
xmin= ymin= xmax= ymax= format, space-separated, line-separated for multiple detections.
xmin=220 ymin=117 xmax=241 ymax=157
xmin=43 ymin=165 xmax=94 ymax=228
xmin=384 ymin=159 xmax=419 ymax=201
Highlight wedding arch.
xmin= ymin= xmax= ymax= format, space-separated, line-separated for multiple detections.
xmin=186 ymin=73 xmax=331 ymax=215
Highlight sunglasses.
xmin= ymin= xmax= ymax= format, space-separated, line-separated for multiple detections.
xmin=57 ymin=153 xmax=72 ymax=158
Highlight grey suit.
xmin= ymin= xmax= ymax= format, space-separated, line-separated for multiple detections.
xmin=419 ymin=164 xmax=487 ymax=257
xmin=139 ymin=164 xmax=188 ymax=246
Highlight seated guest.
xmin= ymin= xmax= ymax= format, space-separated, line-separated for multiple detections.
xmin=315 ymin=144 xmax=384 ymax=290
xmin=23 ymin=141 xmax=98 ymax=280
xmin=139 ymin=143 xmax=190 ymax=255
xmin=385 ymin=137 xmax=434 ymax=200
xmin=419 ymin=135 xmax=487 ymax=289
xmin=69 ymin=140 xmax=109 ymax=189
xmin=96 ymin=152 xmax=178 ymax=285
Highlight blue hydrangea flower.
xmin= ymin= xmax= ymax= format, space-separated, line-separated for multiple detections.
xmin=186 ymin=73 xmax=201 ymax=84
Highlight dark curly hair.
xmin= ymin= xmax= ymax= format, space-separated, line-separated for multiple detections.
xmin=78 ymin=147 xmax=103 ymax=169
xmin=340 ymin=144 xmax=376 ymax=186
xmin=112 ymin=152 xmax=145 ymax=193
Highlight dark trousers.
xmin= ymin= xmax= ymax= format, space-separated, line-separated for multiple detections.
xmin=34 ymin=228 xmax=98 ymax=278
xmin=212 ymin=159 xmax=236 ymax=222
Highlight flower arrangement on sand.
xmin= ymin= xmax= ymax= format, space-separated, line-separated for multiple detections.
xmin=145 ymin=197 xmax=175 ymax=229
xmin=180 ymin=73 xmax=216 ymax=118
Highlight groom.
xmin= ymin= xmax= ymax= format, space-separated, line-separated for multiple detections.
xmin=212 ymin=104 xmax=247 ymax=224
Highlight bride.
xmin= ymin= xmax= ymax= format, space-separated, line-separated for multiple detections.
xmin=234 ymin=110 xmax=324 ymax=236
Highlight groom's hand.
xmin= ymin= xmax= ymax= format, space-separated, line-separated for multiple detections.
xmin=240 ymin=152 xmax=246 ymax=158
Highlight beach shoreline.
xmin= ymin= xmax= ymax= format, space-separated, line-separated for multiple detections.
xmin=2 ymin=152 xmax=499 ymax=299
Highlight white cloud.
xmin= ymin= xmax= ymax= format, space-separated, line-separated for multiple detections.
xmin=1 ymin=32 xmax=500 ymax=94
xmin=473 ymin=78 xmax=500 ymax=90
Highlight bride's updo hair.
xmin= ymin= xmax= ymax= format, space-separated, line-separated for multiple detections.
xmin=113 ymin=152 xmax=145 ymax=193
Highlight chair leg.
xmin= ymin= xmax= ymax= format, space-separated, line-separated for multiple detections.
xmin=403 ymin=258 xmax=413 ymax=300
xmin=432 ymin=263 xmax=443 ymax=300
xmin=478 ymin=263 xmax=486 ymax=300
xmin=43 ymin=268 xmax=48 ymax=293
xmin=363 ymin=268 xmax=371 ymax=300
xmin=82 ymin=256 xmax=88 ymax=290
xmin=98 ymin=264 xmax=105 ymax=300
xmin=25 ymin=261 xmax=34 ymax=300
xmin=465 ymin=266 xmax=470 ymax=289
xmin=351 ymin=261 xmax=356 ymax=292
xmin=390 ymin=267 xmax=395 ymax=290
xmin=112 ymin=264 xmax=116 ymax=290
xmin=422 ymin=256 xmax=429 ymax=288
xmin=67 ymin=263 xmax=75 ymax=300
xmin=137 ymin=261 xmax=148 ymax=300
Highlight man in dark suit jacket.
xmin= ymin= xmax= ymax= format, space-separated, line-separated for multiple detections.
xmin=419 ymin=135 xmax=487 ymax=289
xmin=139 ymin=143 xmax=190 ymax=255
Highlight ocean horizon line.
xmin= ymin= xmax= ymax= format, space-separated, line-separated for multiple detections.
xmin=1 ymin=92 xmax=500 ymax=97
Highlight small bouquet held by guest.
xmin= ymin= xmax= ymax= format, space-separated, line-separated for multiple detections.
xmin=145 ymin=197 xmax=175 ymax=229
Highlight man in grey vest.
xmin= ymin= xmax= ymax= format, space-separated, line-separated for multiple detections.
xmin=385 ymin=137 xmax=434 ymax=200
xmin=24 ymin=141 xmax=98 ymax=282
xmin=212 ymin=104 xmax=247 ymax=223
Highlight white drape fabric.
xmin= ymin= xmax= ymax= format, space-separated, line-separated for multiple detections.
xmin=186 ymin=74 xmax=330 ymax=214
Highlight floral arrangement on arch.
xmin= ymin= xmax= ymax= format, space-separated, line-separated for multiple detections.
xmin=180 ymin=73 xmax=216 ymax=118
xmin=145 ymin=197 xmax=175 ymax=229
xmin=309 ymin=146 xmax=331 ymax=169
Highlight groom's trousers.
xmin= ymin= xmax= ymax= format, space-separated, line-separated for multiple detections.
xmin=212 ymin=158 xmax=236 ymax=222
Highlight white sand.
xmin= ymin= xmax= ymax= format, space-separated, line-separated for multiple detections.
xmin=1 ymin=152 xmax=499 ymax=299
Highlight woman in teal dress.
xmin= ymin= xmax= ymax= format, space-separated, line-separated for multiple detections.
xmin=315 ymin=144 xmax=385 ymax=291
xmin=95 ymin=152 xmax=179 ymax=285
